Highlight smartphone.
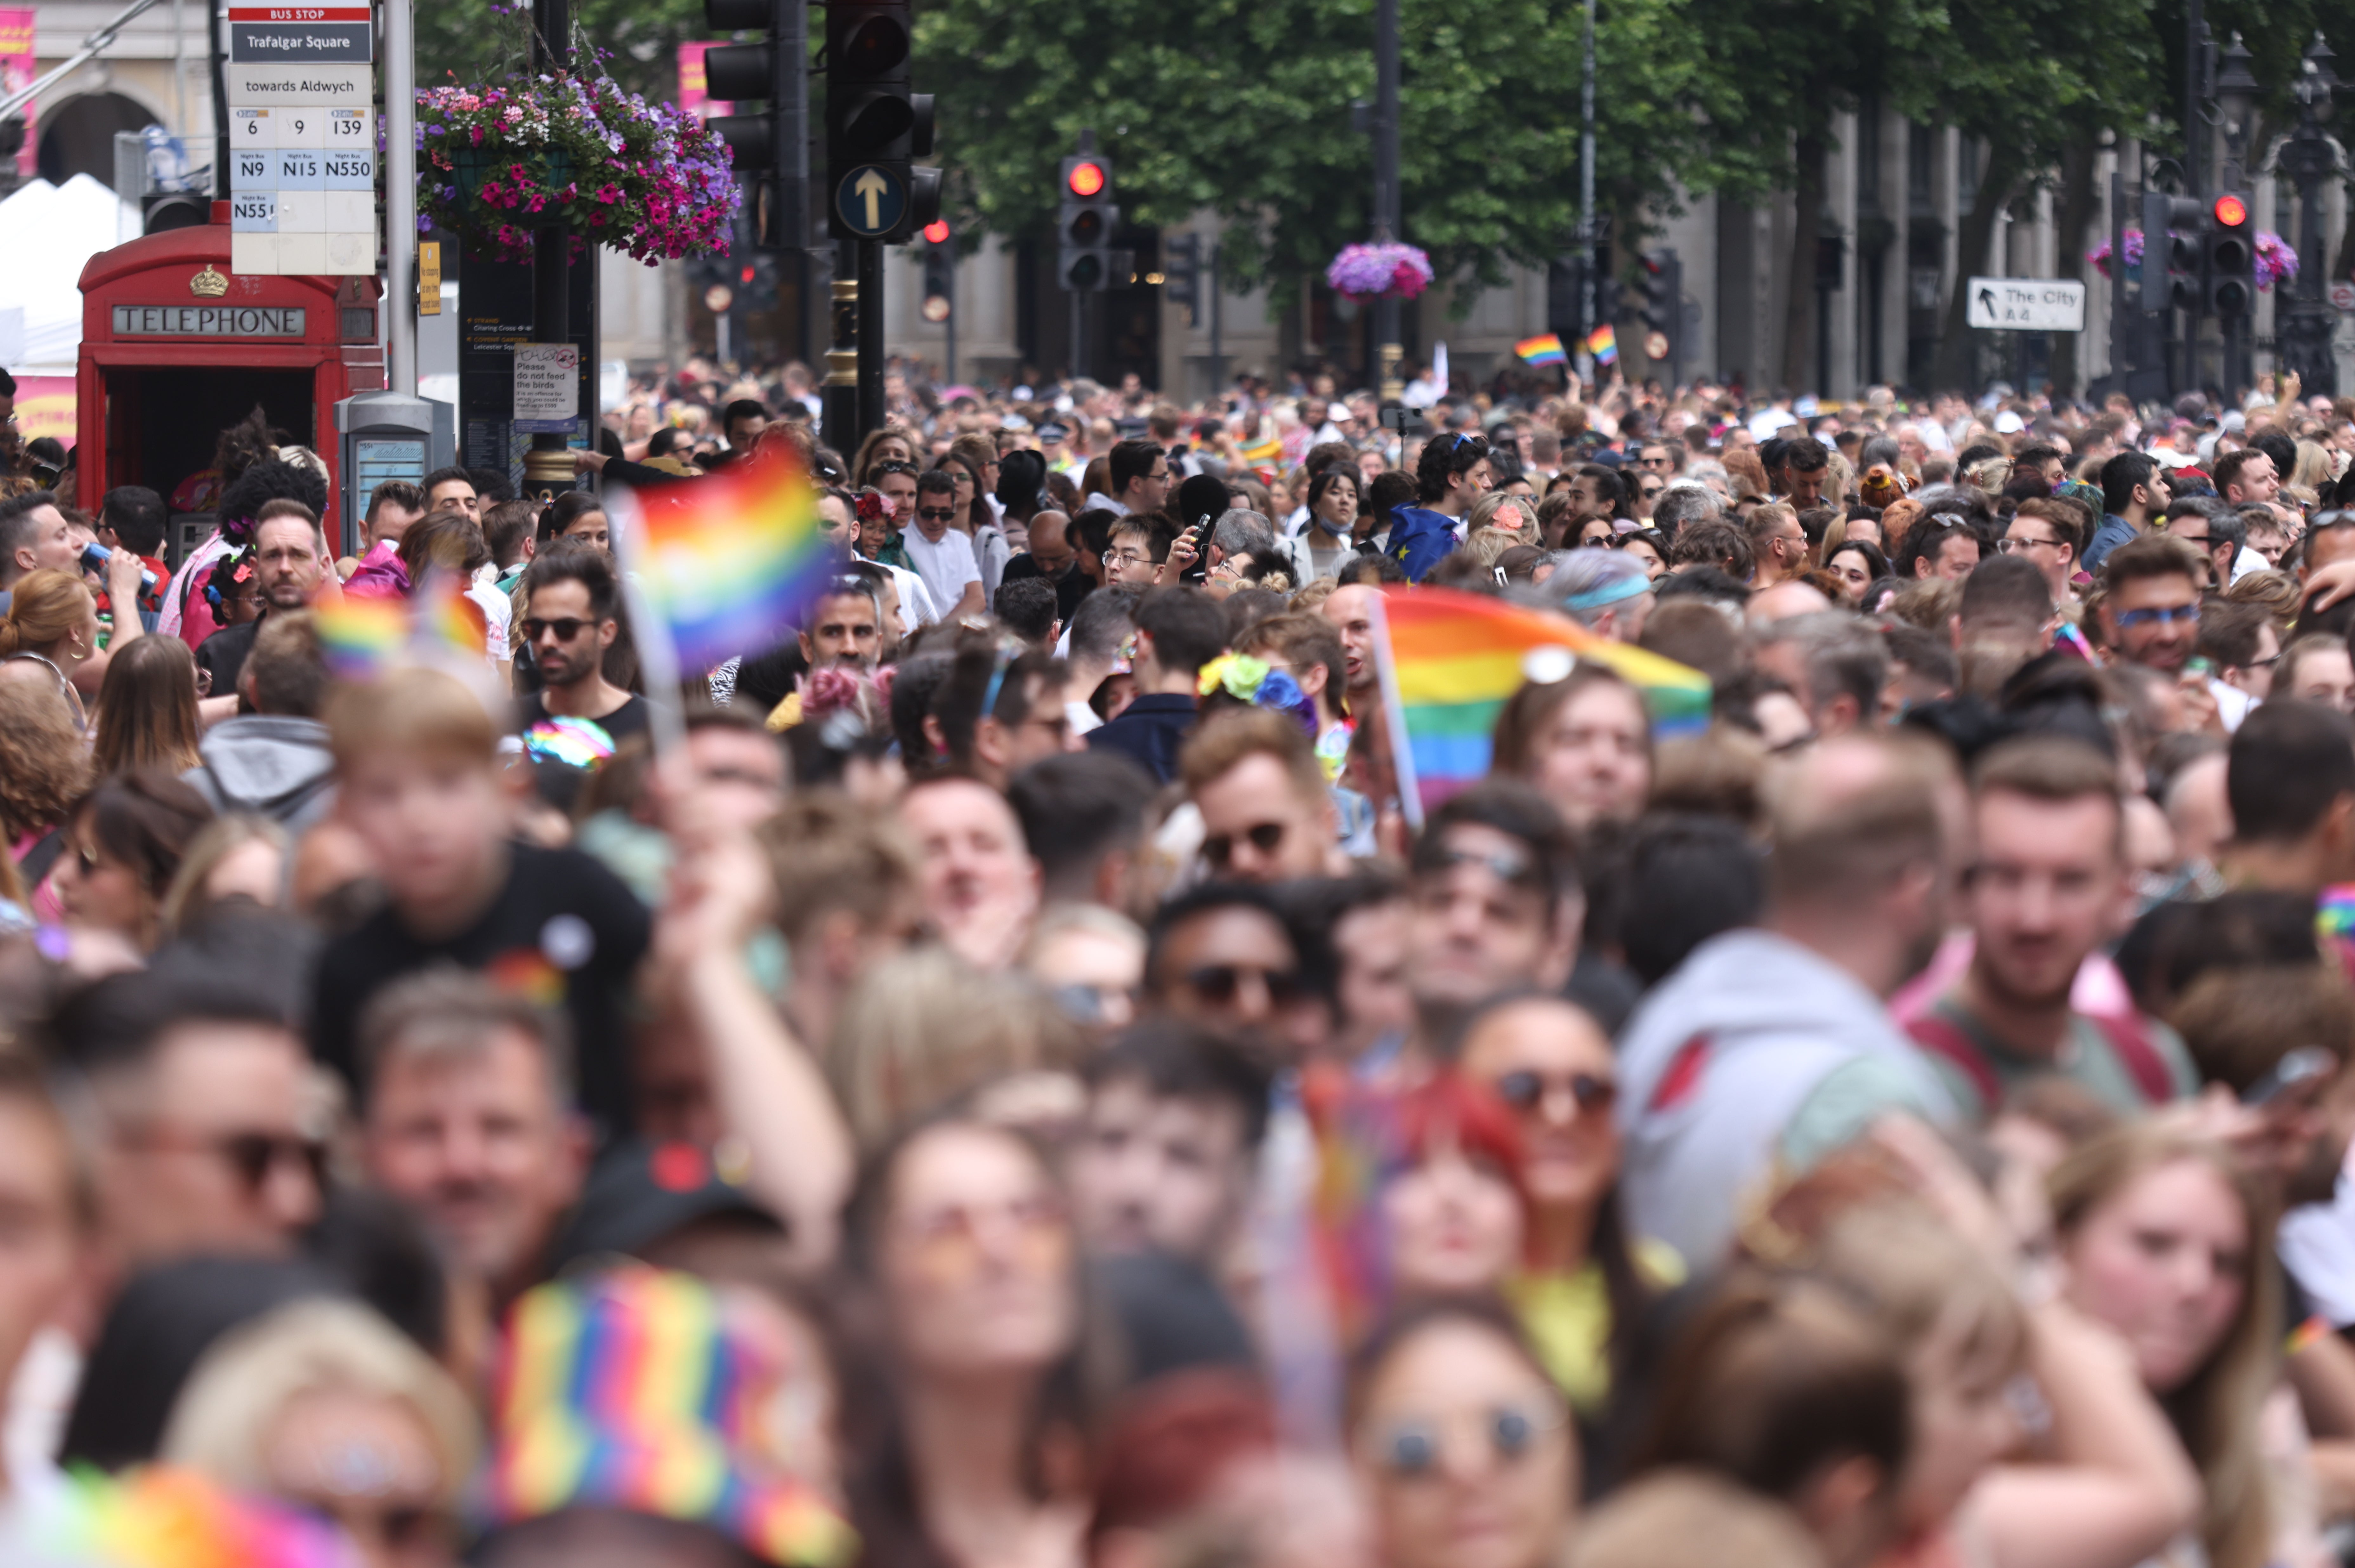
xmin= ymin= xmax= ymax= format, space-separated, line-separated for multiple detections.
xmin=1181 ymin=520 xmax=1211 ymax=585
xmin=2243 ymin=1046 xmax=2337 ymax=1107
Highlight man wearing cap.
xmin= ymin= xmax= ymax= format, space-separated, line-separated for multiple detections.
xmin=1038 ymin=421 xmax=1082 ymax=480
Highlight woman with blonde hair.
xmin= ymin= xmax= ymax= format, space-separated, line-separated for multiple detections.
xmin=2050 ymin=1124 xmax=2283 ymax=1568
xmin=90 ymin=634 xmax=202 ymax=778
xmin=0 ymin=567 xmax=102 ymax=727
xmin=0 ymin=678 xmax=90 ymax=884
xmin=159 ymin=812 xmax=292 ymax=936
xmin=161 ymin=1297 xmax=479 ymax=1568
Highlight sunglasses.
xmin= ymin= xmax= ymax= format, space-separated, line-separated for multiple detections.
xmin=522 ymin=616 xmax=593 ymax=643
xmin=1492 ymin=1068 xmax=1617 ymax=1116
xmin=917 ymin=506 xmax=960 ymax=521
xmin=872 ymin=460 xmax=920 ymax=476
xmin=1367 ymin=1399 xmax=1567 ymax=1479
xmin=2113 ymin=603 xmax=2199 ymax=630
xmin=1203 ymin=820 xmax=1287 ymax=870
xmin=1183 ymin=963 xmax=1302 ymax=1006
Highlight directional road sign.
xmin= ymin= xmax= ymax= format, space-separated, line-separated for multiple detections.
xmin=1964 ymin=277 xmax=2086 ymax=332
xmin=835 ymin=164 xmax=906 ymax=239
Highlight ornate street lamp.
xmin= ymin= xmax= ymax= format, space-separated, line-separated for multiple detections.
xmin=2276 ymin=32 xmax=2341 ymax=396
xmin=2216 ymin=33 xmax=2261 ymax=189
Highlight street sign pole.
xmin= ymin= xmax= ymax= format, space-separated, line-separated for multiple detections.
xmin=823 ymin=238 xmax=857 ymax=449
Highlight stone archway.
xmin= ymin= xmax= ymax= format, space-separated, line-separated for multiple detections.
xmin=35 ymin=90 xmax=159 ymax=190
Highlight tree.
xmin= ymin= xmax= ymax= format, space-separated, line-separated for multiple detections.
xmin=917 ymin=0 xmax=1707 ymax=306
xmin=412 ymin=0 xmax=706 ymax=101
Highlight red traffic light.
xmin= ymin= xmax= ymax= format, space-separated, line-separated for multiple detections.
xmin=2214 ymin=193 xmax=2249 ymax=228
xmin=1067 ymin=160 xmax=1105 ymax=198
xmin=740 ymin=264 xmax=755 ymax=284
xmin=923 ymin=219 xmax=950 ymax=244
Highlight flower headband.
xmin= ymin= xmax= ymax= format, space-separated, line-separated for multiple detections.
xmin=1198 ymin=653 xmax=1319 ymax=742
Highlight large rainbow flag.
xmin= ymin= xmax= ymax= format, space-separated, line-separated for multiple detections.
xmin=1375 ymin=585 xmax=1710 ymax=822
xmin=622 ymin=445 xmax=833 ymax=672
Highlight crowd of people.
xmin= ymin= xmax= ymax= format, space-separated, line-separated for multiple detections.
xmin=3 ymin=348 xmax=2355 ymax=1568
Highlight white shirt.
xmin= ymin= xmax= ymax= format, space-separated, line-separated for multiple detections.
xmin=878 ymin=560 xmax=940 ymax=628
xmin=901 ymin=527 xmax=981 ymax=618
xmin=1748 ymin=406 xmax=1799 ymax=440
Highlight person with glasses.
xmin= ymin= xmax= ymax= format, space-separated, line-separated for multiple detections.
xmin=1145 ymin=881 xmax=1322 ymax=1064
xmin=512 ymin=547 xmax=648 ymax=746
xmin=1999 ymin=498 xmax=2083 ymax=603
xmin=1347 ymin=1297 xmax=1578 ymax=1568
xmin=1180 ymin=708 xmax=1350 ymax=885
xmin=2096 ymin=535 xmax=2204 ymax=678
xmin=1457 ymin=993 xmax=1676 ymax=1418
xmin=1102 ymin=438 xmax=1174 ymax=518
xmin=65 ymin=965 xmax=327 ymax=1270
xmin=897 ymin=470 xmax=986 ymax=622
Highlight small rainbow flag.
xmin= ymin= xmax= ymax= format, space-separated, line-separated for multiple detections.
xmin=1585 ymin=323 xmax=1619 ymax=364
xmin=622 ymin=445 xmax=833 ymax=672
xmin=39 ymin=1466 xmax=362 ymax=1568
xmin=1514 ymin=333 xmax=1568 ymax=367
xmin=313 ymin=570 xmax=488 ymax=681
xmin=1374 ymin=585 xmax=1710 ymax=822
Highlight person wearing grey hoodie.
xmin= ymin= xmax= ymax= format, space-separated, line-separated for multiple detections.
xmin=1615 ymin=733 xmax=1964 ymax=1268
xmin=182 ymin=612 xmax=336 ymax=833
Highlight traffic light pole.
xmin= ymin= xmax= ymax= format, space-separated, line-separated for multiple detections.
xmin=1372 ymin=0 xmax=1402 ymax=403
xmin=522 ymin=0 xmax=574 ymax=501
xmin=858 ymin=239 xmax=885 ymax=444
xmin=825 ymin=242 xmax=859 ymax=449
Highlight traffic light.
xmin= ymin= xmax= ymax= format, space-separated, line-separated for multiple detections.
xmin=1639 ymin=248 xmax=1681 ymax=341
xmin=1165 ymin=232 xmax=1203 ymax=326
xmin=1058 ymin=143 xmax=1117 ymax=292
xmin=824 ymin=0 xmax=938 ymax=242
xmin=1593 ymin=271 xmax=1623 ymax=330
xmin=703 ymin=0 xmax=791 ymax=246
xmin=2138 ymin=191 xmax=2203 ymax=313
xmin=736 ymin=253 xmax=779 ymax=308
xmin=2206 ymin=192 xmax=2254 ymax=318
xmin=921 ymin=219 xmax=954 ymax=323
xmin=1546 ymin=251 xmax=1587 ymax=340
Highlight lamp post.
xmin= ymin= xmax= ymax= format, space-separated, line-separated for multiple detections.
xmin=2277 ymin=32 xmax=2340 ymax=396
xmin=1370 ymin=0 xmax=1403 ymax=405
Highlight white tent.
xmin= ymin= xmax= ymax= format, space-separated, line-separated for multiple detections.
xmin=0 ymin=175 xmax=141 ymax=374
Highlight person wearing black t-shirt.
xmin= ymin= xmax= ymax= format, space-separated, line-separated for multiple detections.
xmin=511 ymin=544 xmax=648 ymax=745
xmin=311 ymin=664 xmax=651 ymax=1139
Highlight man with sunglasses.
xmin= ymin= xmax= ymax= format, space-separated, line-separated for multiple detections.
xmin=899 ymin=469 xmax=986 ymax=622
xmin=1145 ymin=882 xmax=1320 ymax=1064
xmin=2095 ymin=535 xmax=2203 ymax=678
xmin=514 ymin=547 xmax=649 ymax=745
xmin=1181 ymin=709 xmax=1349 ymax=885
xmin=63 ymin=966 xmax=326 ymax=1273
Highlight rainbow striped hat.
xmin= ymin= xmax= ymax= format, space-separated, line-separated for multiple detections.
xmin=483 ymin=1265 xmax=856 ymax=1566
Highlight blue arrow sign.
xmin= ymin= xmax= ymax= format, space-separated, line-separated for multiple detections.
xmin=836 ymin=165 xmax=906 ymax=238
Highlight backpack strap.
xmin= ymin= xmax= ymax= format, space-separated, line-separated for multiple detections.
xmin=1904 ymin=1011 xmax=1998 ymax=1118
xmin=2089 ymin=1011 xmax=2177 ymax=1105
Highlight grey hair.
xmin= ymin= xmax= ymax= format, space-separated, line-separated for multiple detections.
xmin=1539 ymin=548 xmax=1654 ymax=628
xmin=1211 ymin=508 xmax=1277 ymax=561
xmin=1754 ymin=610 xmax=1889 ymax=724
xmin=1651 ymin=483 xmax=1723 ymax=536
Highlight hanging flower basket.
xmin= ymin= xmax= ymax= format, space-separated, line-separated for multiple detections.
xmin=2085 ymin=229 xmax=2144 ymax=278
xmin=416 ymin=73 xmax=736 ymax=265
xmin=1327 ymin=241 xmax=1434 ymax=301
xmin=2254 ymin=231 xmax=2298 ymax=291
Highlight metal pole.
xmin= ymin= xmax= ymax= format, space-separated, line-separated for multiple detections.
xmin=945 ymin=258 xmax=957 ymax=386
xmin=521 ymin=0 xmax=573 ymax=499
xmin=208 ymin=0 xmax=227 ymax=196
xmin=1578 ymin=0 xmax=1597 ymax=376
xmin=824 ymin=238 xmax=857 ymax=448
xmin=172 ymin=0 xmax=185 ymax=137
xmin=2186 ymin=0 xmax=2205 ymax=197
xmin=2108 ymin=165 xmax=2126 ymax=391
xmin=1373 ymin=0 xmax=1402 ymax=402
xmin=774 ymin=0 xmax=809 ymax=360
xmin=856 ymin=238 xmax=883 ymax=443
xmin=1071 ymin=291 xmax=1085 ymax=383
xmin=1209 ymin=241 xmax=1224 ymax=395
xmin=383 ymin=0 xmax=417 ymax=396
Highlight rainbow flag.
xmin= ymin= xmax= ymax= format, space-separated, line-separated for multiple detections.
xmin=1514 ymin=333 xmax=1568 ymax=367
xmin=622 ymin=445 xmax=832 ymax=672
xmin=313 ymin=571 xmax=488 ymax=681
xmin=38 ymin=1466 xmax=361 ymax=1568
xmin=1374 ymin=585 xmax=1710 ymax=822
xmin=1585 ymin=323 xmax=1619 ymax=364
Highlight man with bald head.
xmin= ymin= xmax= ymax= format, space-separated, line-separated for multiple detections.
xmin=1615 ymin=732 xmax=1964 ymax=1263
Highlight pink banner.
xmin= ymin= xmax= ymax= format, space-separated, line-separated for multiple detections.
xmin=0 ymin=10 xmax=34 ymax=178
xmin=675 ymin=42 xmax=730 ymax=126
xmin=11 ymin=376 xmax=75 ymax=453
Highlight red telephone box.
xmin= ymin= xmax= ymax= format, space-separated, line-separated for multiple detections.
xmin=75 ymin=203 xmax=382 ymax=546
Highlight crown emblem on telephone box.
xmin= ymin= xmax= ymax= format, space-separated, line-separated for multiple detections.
xmin=190 ymin=265 xmax=229 ymax=298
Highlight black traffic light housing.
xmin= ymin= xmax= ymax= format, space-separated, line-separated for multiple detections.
xmin=824 ymin=0 xmax=937 ymax=242
xmin=1593 ymin=271 xmax=1623 ymax=332
xmin=2139 ymin=192 xmax=2204 ymax=313
xmin=1639 ymin=248 xmax=1681 ymax=338
xmin=1165 ymin=232 xmax=1203 ymax=326
xmin=920 ymin=220 xmax=954 ymax=322
xmin=702 ymin=0 xmax=795 ymax=248
xmin=2206 ymin=193 xmax=2254 ymax=319
xmin=1545 ymin=252 xmax=1587 ymax=342
xmin=1059 ymin=142 xmax=1118 ymax=293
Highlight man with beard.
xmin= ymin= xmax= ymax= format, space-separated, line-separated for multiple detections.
xmin=514 ymin=545 xmax=647 ymax=744
xmin=1616 ymin=732 xmax=1964 ymax=1265
xmin=194 ymin=498 xmax=328 ymax=697
xmin=1905 ymin=737 xmax=2194 ymax=1123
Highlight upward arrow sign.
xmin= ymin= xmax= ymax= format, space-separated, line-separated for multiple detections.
xmin=854 ymin=168 xmax=889 ymax=231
